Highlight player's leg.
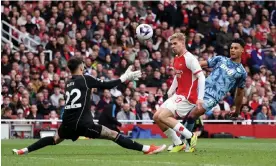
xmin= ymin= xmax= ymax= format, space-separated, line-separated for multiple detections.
xmin=85 ymin=123 xmax=166 ymax=154
xmin=153 ymin=109 xmax=183 ymax=147
xmin=185 ymin=95 xmax=216 ymax=132
xmin=12 ymin=129 xmax=64 ymax=155
xmin=185 ymin=107 xmax=205 ymax=132
xmin=157 ymin=96 xmax=197 ymax=151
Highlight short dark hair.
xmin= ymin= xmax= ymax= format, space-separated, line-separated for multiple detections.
xmin=67 ymin=57 xmax=83 ymax=73
xmin=232 ymin=38 xmax=245 ymax=48
xmin=3 ymin=107 xmax=12 ymax=113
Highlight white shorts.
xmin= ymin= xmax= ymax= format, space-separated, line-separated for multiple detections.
xmin=160 ymin=94 xmax=195 ymax=118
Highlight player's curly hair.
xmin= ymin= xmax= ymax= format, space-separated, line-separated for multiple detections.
xmin=232 ymin=38 xmax=245 ymax=48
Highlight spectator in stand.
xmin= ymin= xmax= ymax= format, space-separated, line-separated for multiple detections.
xmin=264 ymin=46 xmax=276 ymax=75
xmin=1 ymin=54 xmax=12 ymax=76
xmin=208 ymin=108 xmax=224 ymax=120
xmin=147 ymin=93 xmax=157 ymax=113
xmin=249 ymin=93 xmax=260 ymax=111
xmin=256 ymin=106 xmax=269 ymax=124
xmin=37 ymin=100 xmax=56 ymax=116
xmin=217 ymin=99 xmax=231 ymax=112
xmin=99 ymin=96 xmax=124 ymax=132
xmin=255 ymin=97 xmax=273 ymax=118
xmin=136 ymin=103 xmax=153 ymax=124
xmin=244 ymin=76 xmax=257 ymax=99
xmin=250 ymin=42 xmax=265 ymax=73
xmin=30 ymin=70 xmax=42 ymax=93
xmin=197 ymin=14 xmax=212 ymax=37
xmin=26 ymin=105 xmax=43 ymax=120
xmin=268 ymin=25 xmax=276 ymax=44
xmin=130 ymin=98 xmax=138 ymax=115
xmin=137 ymin=71 xmax=148 ymax=87
xmin=117 ymin=103 xmax=136 ymax=124
xmin=97 ymin=89 xmax=112 ymax=111
xmin=49 ymin=110 xmax=59 ymax=128
xmin=138 ymin=84 xmax=148 ymax=104
xmin=14 ymin=109 xmax=27 ymax=124
xmin=1 ymin=96 xmax=16 ymax=115
xmin=242 ymin=36 xmax=256 ymax=66
xmin=148 ymin=69 xmax=163 ymax=87
xmin=123 ymin=87 xmax=133 ymax=104
xmin=49 ymin=86 xmax=64 ymax=108
xmin=216 ymin=24 xmax=233 ymax=55
xmin=240 ymin=104 xmax=253 ymax=120
xmin=1 ymin=107 xmax=13 ymax=122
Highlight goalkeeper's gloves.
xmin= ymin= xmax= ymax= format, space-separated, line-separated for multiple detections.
xmin=120 ymin=65 xmax=142 ymax=82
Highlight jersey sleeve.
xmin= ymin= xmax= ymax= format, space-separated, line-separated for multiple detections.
xmin=237 ymin=72 xmax=247 ymax=89
xmin=207 ymin=56 xmax=223 ymax=68
xmin=84 ymin=75 xmax=122 ymax=89
xmin=186 ymin=55 xmax=202 ymax=75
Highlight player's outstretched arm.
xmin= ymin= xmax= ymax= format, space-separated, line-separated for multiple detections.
xmin=85 ymin=75 xmax=122 ymax=89
xmin=85 ymin=66 xmax=141 ymax=90
xmin=200 ymin=56 xmax=223 ymax=68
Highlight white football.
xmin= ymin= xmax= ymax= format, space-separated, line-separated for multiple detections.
xmin=136 ymin=24 xmax=153 ymax=41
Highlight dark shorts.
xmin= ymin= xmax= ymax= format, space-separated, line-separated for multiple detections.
xmin=58 ymin=123 xmax=102 ymax=141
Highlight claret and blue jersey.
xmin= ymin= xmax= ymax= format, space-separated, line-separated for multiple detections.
xmin=203 ymin=56 xmax=247 ymax=112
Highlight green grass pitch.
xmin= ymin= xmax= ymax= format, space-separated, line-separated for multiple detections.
xmin=2 ymin=139 xmax=276 ymax=166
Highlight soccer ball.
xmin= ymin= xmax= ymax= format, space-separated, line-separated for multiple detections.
xmin=136 ymin=24 xmax=153 ymax=41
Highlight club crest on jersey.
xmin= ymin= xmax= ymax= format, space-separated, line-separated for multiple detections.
xmin=220 ymin=64 xmax=234 ymax=76
xmin=175 ymin=70 xmax=183 ymax=78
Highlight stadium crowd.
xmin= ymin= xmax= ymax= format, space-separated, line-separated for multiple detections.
xmin=1 ymin=1 xmax=276 ymax=129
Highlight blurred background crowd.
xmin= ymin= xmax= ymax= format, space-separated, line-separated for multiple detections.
xmin=1 ymin=1 xmax=276 ymax=128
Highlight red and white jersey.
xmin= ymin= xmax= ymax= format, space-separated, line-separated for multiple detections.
xmin=173 ymin=51 xmax=202 ymax=104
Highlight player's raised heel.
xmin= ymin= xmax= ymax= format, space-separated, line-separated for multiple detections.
xmin=144 ymin=144 xmax=166 ymax=155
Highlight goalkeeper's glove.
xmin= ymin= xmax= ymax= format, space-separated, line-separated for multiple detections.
xmin=120 ymin=65 xmax=142 ymax=82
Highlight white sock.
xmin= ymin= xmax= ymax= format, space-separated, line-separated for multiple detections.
xmin=22 ymin=148 xmax=28 ymax=153
xmin=142 ymin=145 xmax=150 ymax=152
xmin=173 ymin=123 xmax=192 ymax=139
xmin=164 ymin=128 xmax=183 ymax=145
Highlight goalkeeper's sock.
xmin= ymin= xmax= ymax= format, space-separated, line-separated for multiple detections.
xmin=114 ymin=134 xmax=147 ymax=152
xmin=164 ymin=128 xmax=183 ymax=145
xmin=27 ymin=136 xmax=56 ymax=153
